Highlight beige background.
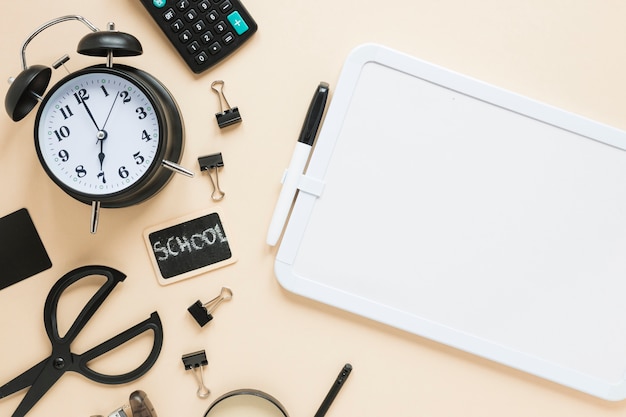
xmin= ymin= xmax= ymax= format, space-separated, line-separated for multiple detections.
xmin=2 ymin=1 xmax=626 ymax=416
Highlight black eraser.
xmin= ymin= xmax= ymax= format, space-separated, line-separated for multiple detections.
xmin=0 ymin=209 xmax=52 ymax=290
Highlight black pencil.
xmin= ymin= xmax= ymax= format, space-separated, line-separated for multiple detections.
xmin=313 ymin=363 xmax=353 ymax=417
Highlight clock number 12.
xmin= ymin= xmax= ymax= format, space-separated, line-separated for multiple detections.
xmin=73 ymin=89 xmax=89 ymax=104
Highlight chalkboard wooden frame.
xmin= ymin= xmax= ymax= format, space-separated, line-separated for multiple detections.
xmin=144 ymin=209 xmax=236 ymax=285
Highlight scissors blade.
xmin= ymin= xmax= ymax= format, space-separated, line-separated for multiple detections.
xmin=0 ymin=358 xmax=47 ymax=399
xmin=10 ymin=357 xmax=64 ymax=417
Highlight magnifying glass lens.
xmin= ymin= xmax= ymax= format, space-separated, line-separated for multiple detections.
xmin=204 ymin=391 xmax=288 ymax=417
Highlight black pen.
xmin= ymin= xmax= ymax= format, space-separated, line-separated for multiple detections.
xmin=266 ymin=82 xmax=330 ymax=246
xmin=313 ymin=363 xmax=353 ymax=417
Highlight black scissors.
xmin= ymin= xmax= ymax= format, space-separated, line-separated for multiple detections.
xmin=0 ymin=265 xmax=164 ymax=417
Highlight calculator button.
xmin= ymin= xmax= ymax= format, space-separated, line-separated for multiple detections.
xmin=193 ymin=20 xmax=207 ymax=32
xmin=163 ymin=8 xmax=176 ymax=21
xmin=222 ymin=32 xmax=235 ymax=45
xmin=206 ymin=10 xmax=219 ymax=23
xmin=171 ymin=19 xmax=184 ymax=32
xmin=184 ymin=9 xmax=198 ymax=21
xmin=176 ymin=0 xmax=190 ymax=10
xmin=195 ymin=52 xmax=209 ymax=65
xmin=215 ymin=21 xmax=227 ymax=33
xmin=208 ymin=42 xmax=222 ymax=55
xmin=219 ymin=0 xmax=233 ymax=13
xmin=227 ymin=11 xmax=249 ymax=35
xmin=153 ymin=0 xmax=167 ymax=7
xmin=187 ymin=41 xmax=201 ymax=54
xmin=200 ymin=31 xmax=214 ymax=43
xmin=179 ymin=30 xmax=192 ymax=43
xmin=198 ymin=0 xmax=210 ymax=11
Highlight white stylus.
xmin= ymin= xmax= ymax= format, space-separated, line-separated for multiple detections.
xmin=266 ymin=82 xmax=329 ymax=246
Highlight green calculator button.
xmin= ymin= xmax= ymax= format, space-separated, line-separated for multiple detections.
xmin=153 ymin=0 xmax=167 ymax=7
xmin=227 ymin=11 xmax=249 ymax=35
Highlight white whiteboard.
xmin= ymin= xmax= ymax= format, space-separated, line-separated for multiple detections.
xmin=274 ymin=44 xmax=626 ymax=401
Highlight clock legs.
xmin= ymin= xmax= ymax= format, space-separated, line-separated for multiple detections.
xmin=161 ymin=160 xmax=194 ymax=178
xmin=90 ymin=201 xmax=101 ymax=234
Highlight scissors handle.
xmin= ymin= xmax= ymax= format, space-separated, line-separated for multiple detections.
xmin=76 ymin=311 xmax=163 ymax=384
xmin=42 ymin=266 xmax=164 ymax=384
xmin=44 ymin=265 xmax=126 ymax=344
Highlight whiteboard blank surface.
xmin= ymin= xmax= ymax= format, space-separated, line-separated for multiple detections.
xmin=274 ymin=44 xmax=626 ymax=400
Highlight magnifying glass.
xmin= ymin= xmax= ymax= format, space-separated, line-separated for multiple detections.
xmin=202 ymin=389 xmax=289 ymax=417
xmin=203 ymin=364 xmax=352 ymax=417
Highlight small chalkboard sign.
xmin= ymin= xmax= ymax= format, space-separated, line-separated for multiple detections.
xmin=144 ymin=210 xmax=236 ymax=285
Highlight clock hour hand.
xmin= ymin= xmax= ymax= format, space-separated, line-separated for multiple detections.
xmin=98 ymin=150 xmax=105 ymax=170
xmin=96 ymin=130 xmax=107 ymax=171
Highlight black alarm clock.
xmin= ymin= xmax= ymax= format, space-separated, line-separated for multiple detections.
xmin=5 ymin=16 xmax=192 ymax=233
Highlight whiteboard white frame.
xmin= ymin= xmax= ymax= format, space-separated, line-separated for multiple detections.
xmin=274 ymin=44 xmax=626 ymax=400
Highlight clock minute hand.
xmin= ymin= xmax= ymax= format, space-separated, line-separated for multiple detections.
xmin=81 ymin=98 xmax=101 ymax=131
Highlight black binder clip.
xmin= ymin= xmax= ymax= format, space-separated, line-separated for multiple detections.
xmin=187 ymin=287 xmax=233 ymax=327
xmin=182 ymin=350 xmax=211 ymax=399
xmin=211 ymin=80 xmax=241 ymax=128
xmin=198 ymin=153 xmax=225 ymax=201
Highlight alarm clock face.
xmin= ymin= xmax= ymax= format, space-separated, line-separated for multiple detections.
xmin=35 ymin=67 xmax=164 ymax=201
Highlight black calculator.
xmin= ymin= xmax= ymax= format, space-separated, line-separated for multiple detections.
xmin=139 ymin=0 xmax=258 ymax=74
